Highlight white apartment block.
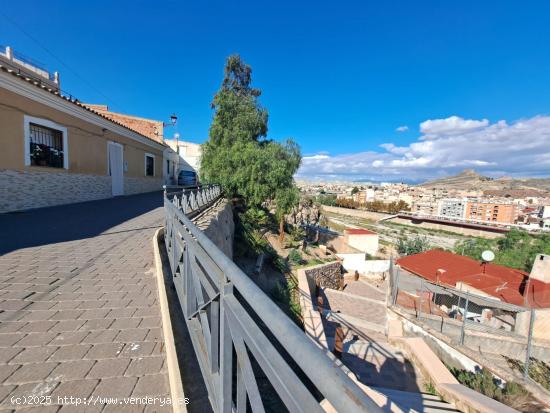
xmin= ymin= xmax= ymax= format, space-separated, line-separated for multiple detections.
xmin=437 ymin=198 xmax=467 ymax=219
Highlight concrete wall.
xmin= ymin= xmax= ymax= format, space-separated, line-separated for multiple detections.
xmin=336 ymin=254 xmax=390 ymax=276
xmin=516 ymin=308 xmax=550 ymax=341
xmin=321 ymin=205 xmax=390 ymax=221
xmin=321 ymin=205 xmax=504 ymax=239
xmin=344 ymin=233 xmax=379 ymax=255
xmin=0 ymin=86 xmax=164 ymax=212
xmin=389 ymin=217 xmax=504 ymax=239
xmin=399 ymin=309 xmax=550 ymax=362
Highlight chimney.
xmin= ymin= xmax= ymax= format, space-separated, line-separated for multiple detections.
xmin=529 ymin=254 xmax=550 ymax=284
xmin=436 ymin=268 xmax=446 ymax=284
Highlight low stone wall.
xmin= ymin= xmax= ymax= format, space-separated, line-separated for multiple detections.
xmin=303 ymin=261 xmax=343 ymax=290
xmin=124 ymin=176 xmax=163 ymax=195
xmin=0 ymin=169 xmax=163 ymax=213
xmin=0 ymin=169 xmax=111 ymax=212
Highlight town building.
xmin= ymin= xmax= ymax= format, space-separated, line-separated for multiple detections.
xmin=411 ymin=200 xmax=438 ymax=216
xmin=465 ymin=200 xmax=519 ymax=224
xmin=164 ymin=138 xmax=202 ymax=173
xmin=437 ymin=198 xmax=467 ymax=219
xmin=0 ymin=46 xmax=169 ymax=213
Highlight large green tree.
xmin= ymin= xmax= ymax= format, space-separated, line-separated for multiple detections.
xmin=200 ymin=54 xmax=302 ymax=224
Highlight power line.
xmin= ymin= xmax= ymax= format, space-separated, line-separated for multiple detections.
xmin=0 ymin=11 xmax=122 ymax=108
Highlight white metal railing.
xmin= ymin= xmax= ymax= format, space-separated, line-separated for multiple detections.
xmin=163 ymin=186 xmax=381 ymax=412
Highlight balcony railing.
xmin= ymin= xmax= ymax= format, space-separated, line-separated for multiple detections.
xmin=163 ymin=186 xmax=381 ymax=412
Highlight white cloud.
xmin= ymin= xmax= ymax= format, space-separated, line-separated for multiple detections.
xmin=296 ymin=115 xmax=550 ymax=182
xmin=420 ymin=115 xmax=489 ymax=139
xmin=303 ymin=154 xmax=330 ymax=160
xmin=396 ymin=125 xmax=409 ymax=132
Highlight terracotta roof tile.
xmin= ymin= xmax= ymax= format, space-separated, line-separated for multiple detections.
xmin=345 ymin=228 xmax=377 ymax=235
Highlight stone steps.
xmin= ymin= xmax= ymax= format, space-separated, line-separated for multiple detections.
xmin=371 ymin=386 xmax=461 ymax=413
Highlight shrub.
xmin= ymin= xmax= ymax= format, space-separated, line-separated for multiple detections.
xmin=288 ymin=249 xmax=303 ymax=265
xmin=448 ymin=367 xmax=530 ymax=410
xmin=397 ymin=236 xmax=431 ymax=256
xmin=505 ymin=356 xmax=550 ymax=391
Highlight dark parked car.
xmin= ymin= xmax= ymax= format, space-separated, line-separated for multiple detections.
xmin=177 ymin=170 xmax=198 ymax=187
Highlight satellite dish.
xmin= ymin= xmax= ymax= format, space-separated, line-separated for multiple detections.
xmin=481 ymin=250 xmax=495 ymax=262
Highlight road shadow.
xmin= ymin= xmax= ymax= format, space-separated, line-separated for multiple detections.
xmin=0 ymin=191 xmax=163 ymax=255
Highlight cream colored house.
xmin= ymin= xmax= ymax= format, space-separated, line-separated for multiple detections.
xmin=343 ymin=229 xmax=379 ymax=256
xmin=0 ymin=47 xmax=168 ymax=213
xmin=164 ymin=138 xmax=202 ymax=173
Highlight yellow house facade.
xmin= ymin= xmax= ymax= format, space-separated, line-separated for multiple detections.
xmin=0 ymin=64 xmax=166 ymax=213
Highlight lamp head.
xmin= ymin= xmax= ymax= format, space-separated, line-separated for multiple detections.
xmin=170 ymin=113 xmax=177 ymax=126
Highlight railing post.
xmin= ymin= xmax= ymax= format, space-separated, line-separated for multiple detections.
xmin=219 ymin=283 xmax=233 ymax=413
xmin=418 ymin=279 xmax=423 ymax=319
xmin=460 ymin=291 xmax=470 ymax=345
xmin=184 ymin=245 xmax=194 ymax=317
xmin=524 ymin=309 xmax=536 ymax=381
xmin=392 ymin=262 xmax=400 ymax=306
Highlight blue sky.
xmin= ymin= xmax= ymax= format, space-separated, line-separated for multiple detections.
xmin=2 ymin=1 xmax=550 ymax=181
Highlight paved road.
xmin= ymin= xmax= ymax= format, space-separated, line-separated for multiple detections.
xmin=0 ymin=192 xmax=172 ymax=412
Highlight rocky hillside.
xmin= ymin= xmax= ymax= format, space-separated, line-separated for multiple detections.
xmin=420 ymin=169 xmax=550 ymax=196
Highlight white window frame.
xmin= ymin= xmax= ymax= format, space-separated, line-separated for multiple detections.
xmin=24 ymin=115 xmax=69 ymax=169
xmin=145 ymin=153 xmax=155 ymax=177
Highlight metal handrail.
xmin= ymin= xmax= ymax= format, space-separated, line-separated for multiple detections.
xmin=163 ymin=186 xmax=381 ymax=412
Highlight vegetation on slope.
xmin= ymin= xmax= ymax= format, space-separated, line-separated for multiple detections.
xmin=448 ymin=367 xmax=534 ymax=412
xmin=455 ymin=229 xmax=550 ymax=272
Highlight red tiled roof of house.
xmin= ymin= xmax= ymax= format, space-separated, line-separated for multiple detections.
xmin=345 ymin=228 xmax=377 ymax=235
xmin=396 ymin=249 xmax=550 ymax=308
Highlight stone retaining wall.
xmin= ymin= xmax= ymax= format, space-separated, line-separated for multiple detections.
xmin=303 ymin=261 xmax=343 ymax=290
xmin=192 ymin=199 xmax=235 ymax=259
xmin=124 ymin=176 xmax=164 ymax=195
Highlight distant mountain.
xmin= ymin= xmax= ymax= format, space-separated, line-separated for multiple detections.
xmin=420 ymin=169 xmax=550 ymax=196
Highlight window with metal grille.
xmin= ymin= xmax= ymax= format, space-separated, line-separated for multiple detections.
xmin=29 ymin=123 xmax=64 ymax=168
xmin=145 ymin=155 xmax=155 ymax=176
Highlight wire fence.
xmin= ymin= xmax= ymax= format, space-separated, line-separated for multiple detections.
xmin=388 ymin=262 xmax=550 ymax=386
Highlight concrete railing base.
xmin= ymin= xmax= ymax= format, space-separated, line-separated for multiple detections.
xmin=153 ymin=229 xmax=187 ymax=413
